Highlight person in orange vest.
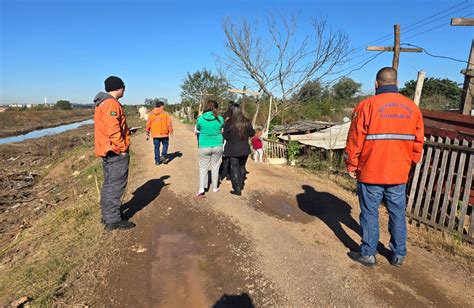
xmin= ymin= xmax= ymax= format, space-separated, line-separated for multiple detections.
xmin=146 ymin=101 xmax=173 ymax=165
xmin=345 ymin=67 xmax=424 ymax=267
xmin=94 ymin=76 xmax=135 ymax=231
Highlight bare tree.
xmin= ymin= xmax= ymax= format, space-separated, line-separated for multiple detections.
xmin=216 ymin=13 xmax=351 ymax=133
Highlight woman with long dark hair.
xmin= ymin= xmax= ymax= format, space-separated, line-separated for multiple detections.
xmin=223 ymin=104 xmax=255 ymax=196
xmin=195 ymin=100 xmax=224 ymax=197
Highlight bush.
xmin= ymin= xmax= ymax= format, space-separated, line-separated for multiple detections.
xmin=56 ymin=100 xmax=72 ymax=110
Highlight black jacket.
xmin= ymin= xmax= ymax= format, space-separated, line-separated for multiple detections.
xmin=223 ymin=120 xmax=255 ymax=157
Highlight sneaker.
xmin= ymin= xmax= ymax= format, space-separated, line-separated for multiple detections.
xmin=390 ymin=255 xmax=405 ymax=267
xmin=196 ymin=192 xmax=206 ymax=198
xmin=155 ymin=162 xmax=161 ymax=166
xmin=348 ymin=251 xmax=376 ymax=267
xmin=161 ymin=156 xmax=169 ymax=164
xmin=212 ymin=188 xmax=220 ymax=193
xmin=104 ymin=220 xmax=136 ymax=231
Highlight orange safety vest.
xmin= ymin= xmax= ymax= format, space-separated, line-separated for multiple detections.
xmin=345 ymin=87 xmax=424 ymax=184
xmin=94 ymin=98 xmax=130 ymax=157
xmin=146 ymin=109 xmax=173 ymax=138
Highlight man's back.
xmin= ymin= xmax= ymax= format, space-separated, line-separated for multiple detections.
xmin=345 ymin=90 xmax=424 ymax=184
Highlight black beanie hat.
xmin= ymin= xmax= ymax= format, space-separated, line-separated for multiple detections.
xmin=104 ymin=76 xmax=125 ymax=92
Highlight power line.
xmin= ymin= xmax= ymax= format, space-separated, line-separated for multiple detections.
xmin=402 ymin=4 xmax=473 ymax=36
xmin=402 ymin=43 xmax=474 ymax=65
xmin=403 ymin=12 xmax=473 ymax=41
xmin=327 ymin=51 xmax=386 ymax=85
xmin=350 ymin=0 xmax=471 ymax=52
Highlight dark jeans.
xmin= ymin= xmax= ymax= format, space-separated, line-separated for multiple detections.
xmin=153 ymin=137 xmax=169 ymax=163
xmin=358 ymin=182 xmax=407 ymax=257
xmin=101 ymin=152 xmax=129 ymax=224
xmin=229 ymin=156 xmax=248 ymax=193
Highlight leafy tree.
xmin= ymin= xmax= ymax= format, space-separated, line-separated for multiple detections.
xmin=332 ymin=77 xmax=361 ymax=100
xmin=296 ymin=80 xmax=323 ymax=103
xmin=180 ymin=69 xmax=234 ymax=107
xmin=55 ymin=100 xmax=72 ymax=110
xmin=400 ymin=77 xmax=462 ymax=110
xmin=144 ymin=98 xmax=161 ymax=107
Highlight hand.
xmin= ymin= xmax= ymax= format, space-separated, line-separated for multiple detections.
xmin=348 ymin=171 xmax=357 ymax=179
xmin=146 ymin=133 xmax=150 ymax=141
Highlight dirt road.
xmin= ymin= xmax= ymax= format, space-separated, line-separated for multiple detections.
xmin=82 ymin=119 xmax=473 ymax=307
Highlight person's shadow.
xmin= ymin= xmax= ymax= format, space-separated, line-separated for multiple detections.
xmin=296 ymin=185 xmax=390 ymax=258
xmin=166 ymin=151 xmax=182 ymax=163
xmin=121 ymin=175 xmax=170 ymax=220
xmin=213 ymin=293 xmax=254 ymax=308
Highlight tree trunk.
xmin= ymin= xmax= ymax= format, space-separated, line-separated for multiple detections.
xmin=252 ymin=101 xmax=260 ymax=127
xmin=263 ymin=96 xmax=273 ymax=138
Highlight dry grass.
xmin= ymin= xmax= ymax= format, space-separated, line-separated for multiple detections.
xmin=0 ymin=110 xmax=142 ymax=306
xmin=0 ymin=148 xmax=104 ymax=306
xmin=408 ymin=223 xmax=474 ymax=266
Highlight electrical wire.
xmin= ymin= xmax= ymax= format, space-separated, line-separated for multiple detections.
xmin=327 ymin=51 xmax=386 ymax=85
xmin=350 ymin=0 xmax=472 ymax=52
xmin=402 ymin=43 xmax=474 ymax=65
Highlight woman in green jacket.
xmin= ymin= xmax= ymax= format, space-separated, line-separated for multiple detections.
xmin=195 ymin=100 xmax=224 ymax=197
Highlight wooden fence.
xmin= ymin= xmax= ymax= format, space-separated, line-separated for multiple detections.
xmin=407 ymin=136 xmax=474 ymax=243
xmin=263 ymin=139 xmax=288 ymax=159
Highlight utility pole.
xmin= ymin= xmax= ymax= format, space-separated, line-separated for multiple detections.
xmin=229 ymin=87 xmax=260 ymax=113
xmin=367 ymin=24 xmax=423 ymax=71
xmin=451 ymin=18 xmax=473 ymax=115
xmin=413 ymin=70 xmax=426 ymax=106
xmin=459 ymin=40 xmax=474 ymax=115
xmin=451 ymin=18 xmax=474 ymax=26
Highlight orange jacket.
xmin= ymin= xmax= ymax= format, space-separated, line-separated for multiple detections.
xmin=146 ymin=108 xmax=173 ymax=138
xmin=345 ymin=86 xmax=424 ymax=184
xmin=94 ymin=93 xmax=130 ymax=157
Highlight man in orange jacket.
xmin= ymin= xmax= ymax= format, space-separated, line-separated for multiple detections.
xmin=146 ymin=101 xmax=173 ymax=165
xmin=345 ymin=67 xmax=424 ymax=267
xmin=94 ymin=76 xmax=135 ymax=231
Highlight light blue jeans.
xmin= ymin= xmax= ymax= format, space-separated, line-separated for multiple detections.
xmin=357 ymin=183 xmax=407 ymax=257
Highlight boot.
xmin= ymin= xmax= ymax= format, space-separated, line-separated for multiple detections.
xmin=105 ymin=220 xmax=136 ymax=231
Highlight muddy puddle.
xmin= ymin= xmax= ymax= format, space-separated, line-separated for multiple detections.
xmin=86 ymin=189 xmax=281 ymax=307
xmin=251 ymin=192 xmax=314 ymax=223
xmin=150 ymin=224 xmax=211 ymax=307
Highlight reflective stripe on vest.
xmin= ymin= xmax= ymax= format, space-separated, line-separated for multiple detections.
xmin=366 ymin=134 xmax=415 ymax=141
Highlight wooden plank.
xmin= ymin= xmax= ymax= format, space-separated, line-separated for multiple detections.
xmin=448 ymin=139 xmax=469 ymax=229
xmin=439 ymin=139 xmax=460 ymax=227
xmin=422 ymin=136 xmax=440 ymax=220
xmin=431 ymin=137 xmax=451 ymax=225
xmin=407 ymin=151 xmax=424 ymax=214
xmin=457 ymin=141 xmax=474 ymax=233
xmin=451 ymin=18 xmax=474 ymax=26
xmin=423 ymin=140 xmax=474 ymax=153
xmin=366 ymin=46 xmax=422 ymax=52
xmin=448 ymin=140 xmax=467 ymax=230
xmin=469 ymin=205 xmax=474 ymax=238
xmin=414 ymin=143 xmax=434 ymax=217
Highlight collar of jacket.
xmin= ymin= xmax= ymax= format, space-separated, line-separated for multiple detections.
xmin=375 ymin=85 xmax=398 ymax=95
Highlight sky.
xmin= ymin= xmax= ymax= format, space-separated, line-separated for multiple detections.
xmin=0 ymin=0 xmax=473 ymax=105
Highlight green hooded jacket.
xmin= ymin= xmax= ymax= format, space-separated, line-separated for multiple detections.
xmin=196 ymin=111 xmax=224 ymax=148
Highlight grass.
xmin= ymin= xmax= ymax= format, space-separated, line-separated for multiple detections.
xmin=0 ymin=146 xmax=104 ymax=306
xmin=0 ymin=108 xmax=142 ymax=306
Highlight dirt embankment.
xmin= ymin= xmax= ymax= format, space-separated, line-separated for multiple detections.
xmin=0 ymin=109 xmax=93 ymax=138
xmin=0 ymin=108 xmax=142 ymax=306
